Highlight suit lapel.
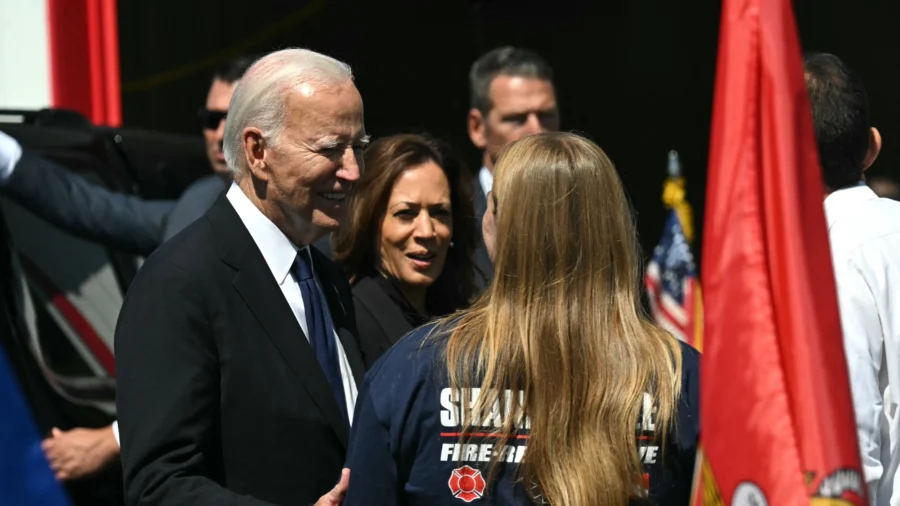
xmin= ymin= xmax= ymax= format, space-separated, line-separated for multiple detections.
xmin=208 ymin=196 xmax=350 ymax=448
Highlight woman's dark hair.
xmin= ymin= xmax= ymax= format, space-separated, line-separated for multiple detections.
xmin=332 ymin=134 xmax=478 ymax=315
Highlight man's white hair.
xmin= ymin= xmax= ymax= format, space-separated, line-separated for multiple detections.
xmin=222 ymin=48 xmax=354 ymax=178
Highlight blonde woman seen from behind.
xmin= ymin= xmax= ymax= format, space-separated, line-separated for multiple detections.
xmin=343 ymin=132 xmax=700 ymax=506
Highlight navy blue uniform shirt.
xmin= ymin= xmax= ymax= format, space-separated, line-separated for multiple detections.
xmin=344 ymin=322 xmax=700 ymax=505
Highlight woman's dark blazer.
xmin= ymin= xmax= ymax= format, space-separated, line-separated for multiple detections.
xmin=352 ymin=275 xmax=426 ymax=368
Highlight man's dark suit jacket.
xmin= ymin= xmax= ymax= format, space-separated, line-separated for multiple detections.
xmin=115 ymin=195 xmax=366 ymax=506
xmin=471 ymin=175 xmax=493 ymax=289
xmin=2 ymin=151 xmax=225 ymax=255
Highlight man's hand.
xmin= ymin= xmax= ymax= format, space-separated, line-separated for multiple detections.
xmin=313 ymin=469 xmax=349 ymax=506
xmin=41 ymin=425 xmax=119 ymax=481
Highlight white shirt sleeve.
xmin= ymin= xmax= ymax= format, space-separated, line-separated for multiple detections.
xmin=112 ymin=420 xmax=120 ymax=447
xmin=835 ymin=257 xmax=886 ymax=504
xmin=0 ymin=130 xmax=23 ymax=183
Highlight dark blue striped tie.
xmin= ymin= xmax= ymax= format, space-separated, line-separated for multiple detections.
xmin=294 ymin=249 xmax=348 ymax=425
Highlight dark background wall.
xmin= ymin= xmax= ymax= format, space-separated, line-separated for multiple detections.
xmin=117 ymin=0 xmax=900 ymax=261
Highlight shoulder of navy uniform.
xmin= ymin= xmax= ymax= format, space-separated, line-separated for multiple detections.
xmin=675 ymin=339 xmax=700 ymax=376
xmin=676 ymin=339 xmax=700 ymax=359
xmin=366 ymin=319 xmax=456 ymax=379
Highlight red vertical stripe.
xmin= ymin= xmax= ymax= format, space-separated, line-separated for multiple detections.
xmin=100 ymin=0 xmax=122 ymax=125
xmin=46 ymin=0 xmax=121 ymax=126
xmin=86 ymin=0 xmax=104 ymax=123
xmin=46 ymin=0 xmax=89 ymax=114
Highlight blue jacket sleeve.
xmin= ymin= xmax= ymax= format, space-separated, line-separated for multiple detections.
xmin=343 ymin=370 xmax=399 ymax=506
xmin=2 ymin=151 xmax=174 ymax=256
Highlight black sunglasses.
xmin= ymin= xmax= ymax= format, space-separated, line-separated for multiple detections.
xmin=198 ymin=108 xmax=227 ymax=130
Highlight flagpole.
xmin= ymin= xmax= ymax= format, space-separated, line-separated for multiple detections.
xmin=668 ymin=150 xmax=681 ymax=178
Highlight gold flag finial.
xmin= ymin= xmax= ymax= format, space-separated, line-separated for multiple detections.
xmin=662 ymin=151 xmax=695 ymax=243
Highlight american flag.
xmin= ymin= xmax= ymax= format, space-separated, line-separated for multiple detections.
xmin=644 ymin=210 xmax=702 ymax=348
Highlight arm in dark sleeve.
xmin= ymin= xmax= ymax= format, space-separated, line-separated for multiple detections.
xmin=2 ymin=151 xmax=174 ymax=255
xmin=115 ymin=261 xmax=273 ymax=506
xmin=343 ymin=371 xmax=399 ymax=506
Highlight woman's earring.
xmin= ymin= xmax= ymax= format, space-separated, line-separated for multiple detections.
xmin=450 ymin=241 xmax=455 ymax=248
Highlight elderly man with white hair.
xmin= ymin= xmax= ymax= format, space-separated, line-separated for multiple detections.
xmin=115 ymin=48 xmax=369 ymax=506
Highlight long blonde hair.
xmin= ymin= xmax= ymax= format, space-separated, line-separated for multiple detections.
xmin=443 ymin=132 xmax=683 ymax=505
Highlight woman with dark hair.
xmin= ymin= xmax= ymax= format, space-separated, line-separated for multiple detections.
xmin=332 ymin=133 xmax=478 ymax=367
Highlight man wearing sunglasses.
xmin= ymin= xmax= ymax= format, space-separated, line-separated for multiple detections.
xmin=0 ymin=55 xmax=255 ymax=486
xmin=0 ymin=55 xmax=256 ymax=255
xmin=162 ymin=55 xmax=258 ymax=239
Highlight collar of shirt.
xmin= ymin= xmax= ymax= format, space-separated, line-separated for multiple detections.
xmin=478 ymin=166 xmax=493 ymax=196
xmin=225 ymin=182 xmax=309 ymax=284
xmin=824 ymin=182 xmax=878 ymax=230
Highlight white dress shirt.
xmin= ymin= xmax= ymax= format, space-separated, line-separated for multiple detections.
xmin=226 ymin=182 xmax=357 ymax=422
xmin=0 ymin=129 xmax=22 ymax=183
xmin=478 ymin=166 xmax=493 ymax=197
xmin=826 ymin=184 xmax=900 ymax=506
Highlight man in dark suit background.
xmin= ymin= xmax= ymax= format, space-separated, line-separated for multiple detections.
xmin=0 ymin=55 xmax=256 ymax=484
xmin=465 ymin=47 xmax=559 ymax=288
xmin=116 ymin=48 xmax=369 ymax=506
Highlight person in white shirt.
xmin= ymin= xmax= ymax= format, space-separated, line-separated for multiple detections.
xmin=806 ymin=52 xmax=900 ymax=506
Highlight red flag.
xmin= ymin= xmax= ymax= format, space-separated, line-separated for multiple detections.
xmin=693 ymin=0 xmax=867 ymax=504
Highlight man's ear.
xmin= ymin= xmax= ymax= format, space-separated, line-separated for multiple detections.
xmin=863 ymin=127 xmax=882 ymax=172
xmin=467 ymin=108 xmax=487 ymax=150
xmin=241 ymin=127 xmax=270 ymax=181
